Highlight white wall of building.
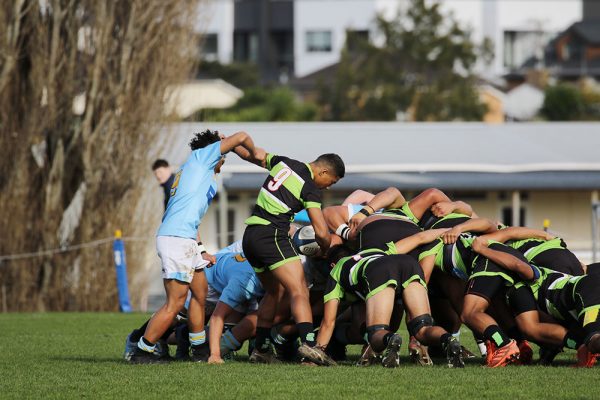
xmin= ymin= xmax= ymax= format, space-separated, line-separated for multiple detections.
xmin=292 ymin=0 xmax=582 ymax=78
xmin=294 ymin=0 xmax=376 ymax=77
xmin=197 ymin=0 xmax=234 ymax=64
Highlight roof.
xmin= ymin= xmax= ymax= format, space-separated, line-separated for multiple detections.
xmin=160 ymin=122 xmax=600 ymax=191
xmin=570 ymin=20 xmax=600 ymax=45
xmin=163 ymin=79 xmax=243 ymax=119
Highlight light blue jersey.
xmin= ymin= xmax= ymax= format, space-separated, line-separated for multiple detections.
xmin=294 ymin=204 xmax=363 ymax=224
xmin=157 ymin=142 xmax=222 ymax=239
xmin=204 ymin=251 xmax=264 ymax=310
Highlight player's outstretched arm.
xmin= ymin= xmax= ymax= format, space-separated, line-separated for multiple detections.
xmin=476 ymin=226 xmax=555 ymax=244
xmin=207 ymin=301 xmax=233 ymax=364
xmin=440 ymin=217 xmax=497 ymax=244
xmin=471 ymin=237 xmax=536 ymax=280
xmin=316 ymin=299 xmax=340 ymax=350
xmin=347 ymin=187 xmax=405 ymax=232
xmin=308 ymin=207 xmax=331 ymax=253
xmin=233 ymin=145 xmax=267 ymax=168
xmin=394 ymin=228 xmax=448 ymax=254
xmin=341 ymin=190 xmax=374 ymax=206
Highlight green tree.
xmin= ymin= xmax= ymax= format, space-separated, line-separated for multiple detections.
xmin=201 ymin=86 xmax=317 ymax=122
xmin=319 ymin=0 xmax=488 ymax=121
xmin=541 ymin=84 xmax=585 ymax=121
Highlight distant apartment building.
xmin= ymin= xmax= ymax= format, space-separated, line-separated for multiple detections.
xmin=197 ymin=0 xmax=583 ymax=82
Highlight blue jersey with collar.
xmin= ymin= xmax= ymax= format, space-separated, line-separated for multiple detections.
xmin=204 ymin=251 xmax=264 ymax=310
xmin=157 ymin=142 xmax=221 ymax=239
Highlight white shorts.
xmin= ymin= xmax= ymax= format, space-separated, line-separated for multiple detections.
xmin=156 ymin=236 xmax=209 ymax=283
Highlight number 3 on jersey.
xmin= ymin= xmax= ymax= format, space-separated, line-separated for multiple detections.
xmin=267 ymin=167 xmax=291 ymax=191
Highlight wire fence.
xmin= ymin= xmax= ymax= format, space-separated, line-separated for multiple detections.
xmin=0 ymin=236 xmax=152 ymax=263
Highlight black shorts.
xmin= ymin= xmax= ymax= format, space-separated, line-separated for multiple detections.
xmin=531 ymin=248 xmax=584 ymax=276
xmin=466 ymin=244 xmax=522 ymax=301
xmin=574 ymin=275 xmax=600 ymax=342
xmin=359 ymin=254 xmax=425 ymax=300
xmin=507 ymin=285 xmax=538 ymax=315
xmin=242 ymin=224 xmax=300 ymax=273
xmin=359 ymin=218 xmax=421 ymax=258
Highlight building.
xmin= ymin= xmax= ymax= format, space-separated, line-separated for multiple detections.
xmin=506 ymin=0 xmax=600 ymax=84
xmin=197 ymin=0 xmax=583 ymax=82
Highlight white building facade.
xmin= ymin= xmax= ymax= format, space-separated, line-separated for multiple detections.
xmin=197 ymin=0 xmax=583 ymax=80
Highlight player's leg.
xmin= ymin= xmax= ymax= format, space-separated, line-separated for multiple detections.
xmin=462 ymin=277 xmax=519 ymax=367
xmin=130 ymin=279 xmax=188 ymax=363
xmin=365 ymin=287 xmax=401 ymax=367
xmin=250 ymin=271 xmax=283 ymax=363
xmin=188 ymin=269 xmax=209 ymax=361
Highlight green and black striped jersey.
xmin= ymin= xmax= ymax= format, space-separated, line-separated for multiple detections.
xmin=324 ymin=247 xmax=394 ymax=303
xmin=245 ymin=153 xmax=322 ymax=230
xmin=521 ymin=266 xmax=583 ymax=323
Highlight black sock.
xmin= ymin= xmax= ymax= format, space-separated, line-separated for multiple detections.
xmin=483 ymin=325 xmax=510 ymax=348
xmin=506 ymin=326 xmax=524 ymax=342
xmin=255 ymin=327 xmax=271 ymax=352
xmin=382 ymin=332 xmax=395 ymax=347
xmin=130 ymin=321 xmax=150 ymax=342
xmin=297 ymin=322 xmax=315 ymax=345
xmin=563 ymin=330 xmax=584 ymax=349
xmin=440 ymin=333 xmax=453 ymax=349
xmin=161 ymin=326 xmax=175 ymax=341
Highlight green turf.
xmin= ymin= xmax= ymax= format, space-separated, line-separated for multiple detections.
xmin=0 ymin=313 xmax=596 ymax=400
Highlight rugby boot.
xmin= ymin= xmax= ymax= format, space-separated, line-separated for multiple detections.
xmin=516 ymin=340 xmax=533 ymax=365
xmin=408 ymin=336 xmax=433 ymax=366
xmin=538 ymin=346 xmax=562 ymax=366
xmin=381 ymin=333 xmax=402 ymax=368
xmin=356 ymin=344 xmax=382 ymax=367
xmin=297 ymin=343 xmax=337 ymax=366
xmin=129 ymin=346 xmax=169 ymax=364
xmin=249 ymin=346 xmax=282 ymax=364
xmin=461 ymin=346 xmax=477 ymax=359
xmin=123 ymin=331 xmax=137 ymax=361
xmin=190 ymin=342 xmax=210 ymax=362
xmin=574 ymin=345 xmax=599 ymax=368
xmin=486 ymin=339 xmax=520 ymax=368
xmin=444 ymin=336 xmax=465 ymax=368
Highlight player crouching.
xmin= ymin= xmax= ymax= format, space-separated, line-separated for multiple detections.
xmin=316 ymin=245 xmax=465 ymax=368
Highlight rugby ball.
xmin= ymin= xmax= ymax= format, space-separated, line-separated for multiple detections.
xmin=292 ymin=225 xmax=320 ymax=256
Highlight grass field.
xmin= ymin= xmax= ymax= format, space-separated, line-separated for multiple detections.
xmin=0 ymin=312 xmax=597 ymax=399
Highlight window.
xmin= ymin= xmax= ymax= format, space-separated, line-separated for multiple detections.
xmin=503 ymin=30 xmax=555 ymax=69
xmin=306 ymin=31 xmax=332 ymax=52
xmin=346 ymin=30 xmax=369 ymax=52
xmin=501 ymin=206 xmax=526 ymax=227
xmin=199 ymin=33 xmax=218 ymax=61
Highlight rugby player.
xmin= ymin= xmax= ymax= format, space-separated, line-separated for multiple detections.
xmin=471 ymin=236 xmax=600 ymax=367
xmin=242 ymin=152 xmax=345 ymax=365
xmin=129 ymin=130 xmax=263 ymax=364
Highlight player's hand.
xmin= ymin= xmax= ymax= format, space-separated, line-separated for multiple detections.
xmin=431 ymin=202 xmax=454 ymax=217
xmin=419 ymin=228 xmax=450 ymax=243
xmin=471 ymin=237 xmax=488 ymax=253
xmin=543 ymin=232 xmax=555 ymax=241
xmin=348 ymin=212 xmax=366 ymax=232
xmin=441 ymin=227 xmax=462 ymax=244
xmin=202 ymin=252 xmax=216 ymax=266
xmin=208 ymin=355 xmax=224 ymax=364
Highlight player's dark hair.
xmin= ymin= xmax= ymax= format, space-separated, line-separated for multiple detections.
xmin=151 ymin=159 xmax=169 ymax=170
xmin=327 ymin=244 xmax=354 ymax=267
xmin=315 ymin=153 xmax=345 ymax=178
xmin=189 ymin=129 xmax=221 ymax=150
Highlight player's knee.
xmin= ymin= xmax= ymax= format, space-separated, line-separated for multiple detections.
xmin=366 ymin=324 xmax=390 ymax=345
xmin=407 ymin=314 xmax=434 ymax=338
